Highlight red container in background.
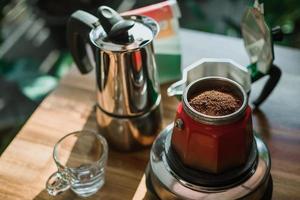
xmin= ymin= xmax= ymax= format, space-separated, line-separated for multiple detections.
xmin=171 ymin=77 xmax=253 ymax=174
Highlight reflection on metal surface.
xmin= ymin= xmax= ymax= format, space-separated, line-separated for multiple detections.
xmin=90 ymin=15 xmax=161 ymax=116
xmin=95 ymin=45 xmax=160 ymax=116
xmin=148 ymin=124 xmax=271 ymax=200
xmin=96 ymin=98 xmax=162 ymax=151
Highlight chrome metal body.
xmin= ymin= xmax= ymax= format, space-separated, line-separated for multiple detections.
xmin=147 ymin=124 xmax=272 ymax=200
xmin=96 ymin=97 xmax=162 ymax=151
xmin=90 ymin=15 xmax=162 ymax=150
xmin=167 ymin=58 xmax=251 ymax=100
xmin=90 ymin=15 xmax=161 ymax=116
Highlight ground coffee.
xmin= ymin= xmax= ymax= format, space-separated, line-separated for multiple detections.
xmin=189 ymin=89 xmax=241 ymax=116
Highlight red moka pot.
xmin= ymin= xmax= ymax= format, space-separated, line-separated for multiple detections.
xmin=146 ymin=76 xmax=272 ymax=199
xmin=172 ymin=77 xmax=253 ymax=174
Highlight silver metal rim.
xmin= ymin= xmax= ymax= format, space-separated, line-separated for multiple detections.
xmin=89 ymin=15 xmax=159 ymax=52
xmin=167 ymin=58 xmax=252 ymax=99
xmin=149 ymin=123 xmax=271 ymax=200
xmin=183 ymin=76 xmax=248 ymax=125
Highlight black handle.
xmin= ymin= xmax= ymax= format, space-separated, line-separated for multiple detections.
xmin=253 ymin=65 xmax=281 ymax=107
xmin=272 ymin=26 xmax=284 ymax=42
xmin=97 ymin=6 xmax=134 ymax=43
xmin=67 ymin=10 xmax=99 ymax=74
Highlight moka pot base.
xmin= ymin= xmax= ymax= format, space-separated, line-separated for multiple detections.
xmin=145 ymin=124 xmax=272 ymax=200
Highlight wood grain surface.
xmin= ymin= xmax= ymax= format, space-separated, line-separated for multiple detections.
xmin=0 ymin=29 xmax=299 ymax=200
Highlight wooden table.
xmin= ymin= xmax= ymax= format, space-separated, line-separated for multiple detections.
xmin=0 ymin=29 xmax=299 ymax=200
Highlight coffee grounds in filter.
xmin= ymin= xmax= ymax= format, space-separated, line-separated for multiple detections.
xmin=189 ymin=89 xmax=242 ymax=116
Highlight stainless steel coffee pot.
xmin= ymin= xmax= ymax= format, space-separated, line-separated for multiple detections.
xmin=67 ymin=6 xmax=162 ymax=151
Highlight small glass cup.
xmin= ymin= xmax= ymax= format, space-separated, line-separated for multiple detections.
xmin=46 ymin=130 xmax=108 ymax=197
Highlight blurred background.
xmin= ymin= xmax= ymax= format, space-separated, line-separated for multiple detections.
xmin=0 ymin=0 xmax=299 ymax=153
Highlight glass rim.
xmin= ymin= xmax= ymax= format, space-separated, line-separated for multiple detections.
xmin=53 ymin=130 xmax=108 ymax=169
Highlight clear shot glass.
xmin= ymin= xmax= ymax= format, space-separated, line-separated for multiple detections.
xmin=46 ymin=130 xmax=108 ymax=197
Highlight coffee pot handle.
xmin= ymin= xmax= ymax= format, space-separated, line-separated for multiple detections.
xmin=252 ymin=64 xmax=281 ymax=107
xmin=67 ymin=10 xmax=99 ymax=74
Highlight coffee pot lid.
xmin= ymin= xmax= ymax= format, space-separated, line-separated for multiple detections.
xmin=241 ymin=0 xmax=273 ymax=74
xmin=90 ymin=6 xmax=158 ymax=52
